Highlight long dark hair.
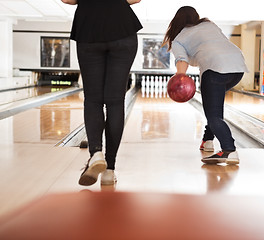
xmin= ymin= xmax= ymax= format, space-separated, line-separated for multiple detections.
xmin=162 ymin=6 xmax=210 ymax=50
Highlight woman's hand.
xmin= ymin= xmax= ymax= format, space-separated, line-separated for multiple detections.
xmin=61 ymin=0 xmax=78 ymax=5
xmin=127 ymin=0 xmax=141 ymax=5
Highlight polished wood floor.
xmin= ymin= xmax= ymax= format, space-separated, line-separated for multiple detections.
xmin=0 ymin=88 xmax=264 ymax=239
xmin=1 ymin=91 xmax=84 ymax=145
xmin=1 ymin=191 xmax=264 ymax=240
xmin=225 ymin=90 xmax=264 ymax=121
xmin=0 ymin=86 xmax=73 ymax=107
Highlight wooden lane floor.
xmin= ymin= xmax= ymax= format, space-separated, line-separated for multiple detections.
xmin=116 ymin=93 xmax=264 ymax=194
xmin=1 ymin=91 xmax=264 ymax=207
xmin=1 ymin=91 xmax=264 ymax=239
xmin=0 ymin=91 xmax=84 ymax=145
xmin=0 ymin=86 xmax=81 ymax=120
xmin=225 ymin=90 xmax=264 ymax=121
xmin=0 ymin=90 xmax=86 ymax=216
xmin=0 ymin=86 xmax=70 ymax=106
xmin=1 ymin=191 xmax=264 ymax=240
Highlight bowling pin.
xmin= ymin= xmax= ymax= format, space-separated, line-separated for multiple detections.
xmin=150 ymin=76 xmax=154 ymax=98
xmin=146 ymin=76 xmax=150 ymax=98
xmin=141 ymin=75 xmax=146 ymax=88
xmin=146 ymin=75 xmax=150 ymax=87
xmin=167 ymin=76 xmax=171 ymax=97
xmin=163 ymin=76 xmax=167 ymax=88
xmin=155 ymin=76 xmax=159 ymax=98
xmin=195 ymin=76 xmax=200 ymax=90
xmin=159 ymin=76 xmax=163 ymax=89
xmin=162 ymin=77 xmax=166 ymax=98
xmin=140 ymin=76 xmax=145 ymax=98
xmin=158 ymin=76 xmax=163 ymax=98
xmin=141 ymin=85 xmax=145 ymax=98
xmin=155 ymin=83 xmax=159 ymax=98
xmin=150 ymin=76 xmax=154 ymax=88
xmin=146 ymin=85 xmax=149 ymax=98
xmin=155 ymin=76 xmax=159 ymax=89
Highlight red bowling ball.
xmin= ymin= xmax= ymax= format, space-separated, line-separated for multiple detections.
xmin=167 ymin=74 xmax=196 ymax=103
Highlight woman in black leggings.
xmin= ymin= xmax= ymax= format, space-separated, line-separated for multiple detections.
xmin=62 ymin=0 xmax=142 ymax=185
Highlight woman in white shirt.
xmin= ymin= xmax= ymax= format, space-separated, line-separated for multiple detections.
xmin=162 ymin=6 xmax=248 ymax=164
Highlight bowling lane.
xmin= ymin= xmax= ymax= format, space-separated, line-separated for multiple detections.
xmin=225 ymin=90 xmax=264 ymax=121
xmin=122 ymin=93 xmax=205 ymax=143
xmin=0 ymin=86 xmax=71 ymax=106
xmin=0 ymin=91 xmax=84 ymax=145
xmin=113 ymin=93 xmax=264 ymax=195
xmin=0 ymin=89 xmax=85 ymax=215
xmin=1 ymin=90 xmax=264 ymax=217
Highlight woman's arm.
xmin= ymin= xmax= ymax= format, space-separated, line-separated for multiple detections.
xmin=61 ymin=0 xmax=78 ymax=5
xmin=176 ymin=61 xmax=189 ymax=74
xmin=127 ymin=0 xmax=141 ymax=5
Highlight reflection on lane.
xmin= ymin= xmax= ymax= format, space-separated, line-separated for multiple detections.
xmin=0 ymin=91 xmax=84 ymax=145
xmin=225 ymin=91 xmax=264 ymax=121
xmin=0 ymin=86 xmax=72 ymax=106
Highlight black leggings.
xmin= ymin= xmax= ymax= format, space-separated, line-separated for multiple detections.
xmin=201 ymin=70 xmax=244 ymax=151
xmin=77 ymin=34 xmax=138 ymax=169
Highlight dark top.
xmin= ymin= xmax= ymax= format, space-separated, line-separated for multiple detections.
xmin=70 ymin=0 xmax=143 ymax=43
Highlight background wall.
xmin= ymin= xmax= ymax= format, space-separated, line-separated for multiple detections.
xmin=0 ymin=18 xmax=13 ymax=78
xmin=13 ymin=31 xmax=79 ymax=70
xmin=12 ymin=20 xmax=261 ymax=76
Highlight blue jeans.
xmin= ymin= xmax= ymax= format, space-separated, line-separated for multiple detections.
xmin=77 ymin=34 xmax=138 ymax=169
xmin=201 ymin=70 xmax=244 ymax=151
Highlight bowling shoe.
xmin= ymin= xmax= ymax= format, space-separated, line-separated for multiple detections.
xmin=101 ymin=170 xmax=117 ymax=185
xmin=200 ymin=140 xmax=214 ymax=152
xmin=201 ymin=150 xmax=239 ymax=165
xmin=79 ymin=151 xmax=107 ymax=186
